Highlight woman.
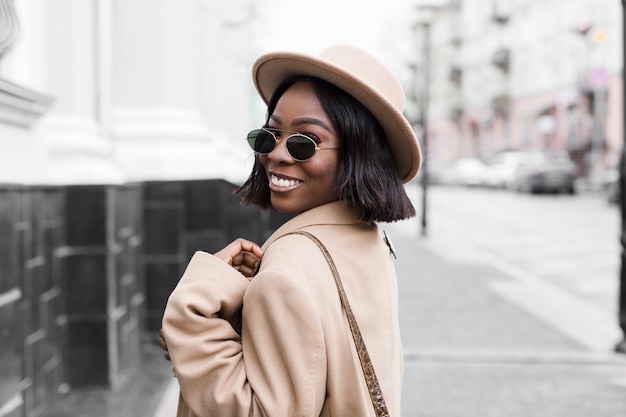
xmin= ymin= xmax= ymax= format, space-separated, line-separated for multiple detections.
xmin=161 ymin=45 xmax=421 ymax=417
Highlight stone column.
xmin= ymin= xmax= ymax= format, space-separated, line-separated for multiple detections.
xmin=3 ymin=0 xmax=124 ymax=185
xmin=110 ymin=0 xmax=248 ymax=183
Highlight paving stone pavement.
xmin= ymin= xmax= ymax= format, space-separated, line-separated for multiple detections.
xmin=391 ymin=231 xmax=626 ymax=417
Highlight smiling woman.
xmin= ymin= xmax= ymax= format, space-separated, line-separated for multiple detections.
xmin=160 ymin=45 xmax=421 ymax=417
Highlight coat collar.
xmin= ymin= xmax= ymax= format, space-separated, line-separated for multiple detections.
xmin=262 ymin=200 xmax=364 ymax=250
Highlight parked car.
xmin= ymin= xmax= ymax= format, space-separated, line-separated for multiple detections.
xmin=482 ymin=151 xmax=530 ymax=190
xmin=513 ymin=150 xmax=578 ymax=194
xmin=438 ymin=157 xmax=488 ymax=187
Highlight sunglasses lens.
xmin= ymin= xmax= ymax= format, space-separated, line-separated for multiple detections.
xmin=247 ymin=129 xmax=276 ymax=154
xmin=286 ymin=135 xmax=316 ymax=161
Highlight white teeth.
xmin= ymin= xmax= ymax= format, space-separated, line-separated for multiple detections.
xmin=271 ymin=175 xmax=299 ymax=188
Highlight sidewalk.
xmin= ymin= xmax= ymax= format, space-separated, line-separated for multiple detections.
xmin=40 ymin=340 xmax=174 ymax=417
xmin=388 ymin=226 xmax=626 ymax=417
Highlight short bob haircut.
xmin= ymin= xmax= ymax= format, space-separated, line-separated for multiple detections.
xmin=236 ymin=75 xmax=415 ymax=223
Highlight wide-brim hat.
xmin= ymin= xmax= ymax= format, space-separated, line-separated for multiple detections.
xmin=252 ymin=45 xmax=422 ymax=183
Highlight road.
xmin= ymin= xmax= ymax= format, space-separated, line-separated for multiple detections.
xmin=386 ymin=185 xmax=626 ymax=417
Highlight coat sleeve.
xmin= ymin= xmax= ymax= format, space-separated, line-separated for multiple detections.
xmin=162 ymin=250 xmax=327 ymax=417
xmin=161 ymin=251 xmax=251 ymax=417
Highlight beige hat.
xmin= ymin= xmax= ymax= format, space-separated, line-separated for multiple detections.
xmin=252 ymin=45 xmax=422 ymax=183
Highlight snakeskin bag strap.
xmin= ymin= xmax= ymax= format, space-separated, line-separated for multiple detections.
xmin=280 ymin=230 xmax=390 ymax=417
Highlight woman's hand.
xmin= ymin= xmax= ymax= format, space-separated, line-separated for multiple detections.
xmin=159 ymin=328 xmax=171 ymax=361
xmin=214 ymin=238 xmax=263 ymax=278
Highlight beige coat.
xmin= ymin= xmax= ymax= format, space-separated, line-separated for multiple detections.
xmin=162 ymin=200 xmax=403 ymax=417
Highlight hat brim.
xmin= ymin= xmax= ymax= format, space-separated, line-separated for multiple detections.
xmin=252 ymin=51 xmax=421 ymax=183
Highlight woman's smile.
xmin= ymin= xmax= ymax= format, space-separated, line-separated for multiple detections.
xmin=269 ymin=173 xmax=303 ymax=191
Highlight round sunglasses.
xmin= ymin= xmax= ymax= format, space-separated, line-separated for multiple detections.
xmin=246 ymin=128 xmax=339 ymax=162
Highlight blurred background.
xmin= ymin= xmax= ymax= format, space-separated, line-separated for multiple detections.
xmin=1 ymin=0 xmax=625 ymax=416
xmin=2 ymin=0 xmax=622 ymax=192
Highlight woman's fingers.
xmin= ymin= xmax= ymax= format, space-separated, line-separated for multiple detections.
xmin=158 ymin=328 xmax=171 ymax=361
xmin=231 ymin=251 xmax=262 ymax=278
xmin=214 ymin=238 xmax=263 ymax=276
xmin=233 ymin=256 xmax=261 ymax=278
xmin=215 ymin=238 xmax=262 ymax=263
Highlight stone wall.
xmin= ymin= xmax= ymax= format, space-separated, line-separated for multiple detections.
xmin=59 ymin=185 xmax=143 ymax=388
xmin=0 ymin=186 xmax=65 ymax=417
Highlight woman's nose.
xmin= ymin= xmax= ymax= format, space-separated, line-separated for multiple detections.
xmin=267 ymin=137 xmax=293 ymax=162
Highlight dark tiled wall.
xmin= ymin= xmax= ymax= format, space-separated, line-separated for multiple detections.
xmin=0 ymin=186 xmax=65 ymax=417
xmin=59 ymin=185 xmax=143 ymax=387
xmin=0 ymin=184 xmax=143 ymax=417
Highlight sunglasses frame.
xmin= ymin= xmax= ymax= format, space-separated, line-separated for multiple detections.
xmin=247 ymin=127 xmax=339 ymax=162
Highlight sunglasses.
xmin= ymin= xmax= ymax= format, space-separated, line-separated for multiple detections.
xmin=246 ymin=128 xmax=339 ymax=162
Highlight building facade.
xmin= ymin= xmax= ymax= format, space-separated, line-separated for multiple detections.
xmin=0 ymin=0 xmax=260 ymax=186
xmin=413 ymin=0 xmax=623 ymax=186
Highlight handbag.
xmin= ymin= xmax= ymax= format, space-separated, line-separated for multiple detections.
xmin=280 ymin=230 xmax=390 ymax=417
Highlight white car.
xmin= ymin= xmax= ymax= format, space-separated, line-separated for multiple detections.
xmin=439 ymin=157 xmax=488 ymax=187
xmin=482 ymin=151 xmax=530 ymax=189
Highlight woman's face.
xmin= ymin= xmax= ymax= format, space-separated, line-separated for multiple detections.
xmin=260 ymin=81 xmax=340 ymax=214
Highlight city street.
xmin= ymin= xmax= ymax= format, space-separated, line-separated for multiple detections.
xmin=388 ymin=185 xmax=626 ymax=417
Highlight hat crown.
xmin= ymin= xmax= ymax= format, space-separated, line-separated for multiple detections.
xmin=318 ymin=46 xmax=406 ymax=112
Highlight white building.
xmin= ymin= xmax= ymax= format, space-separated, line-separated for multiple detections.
xmin=414 ymin=0 xmax=623 ymax=182
xmin=0 ymin=0 xmax=262 ymax=186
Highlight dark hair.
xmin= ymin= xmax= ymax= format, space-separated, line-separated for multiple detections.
xmin=236 ymin=75 xmax=415 ymax=223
